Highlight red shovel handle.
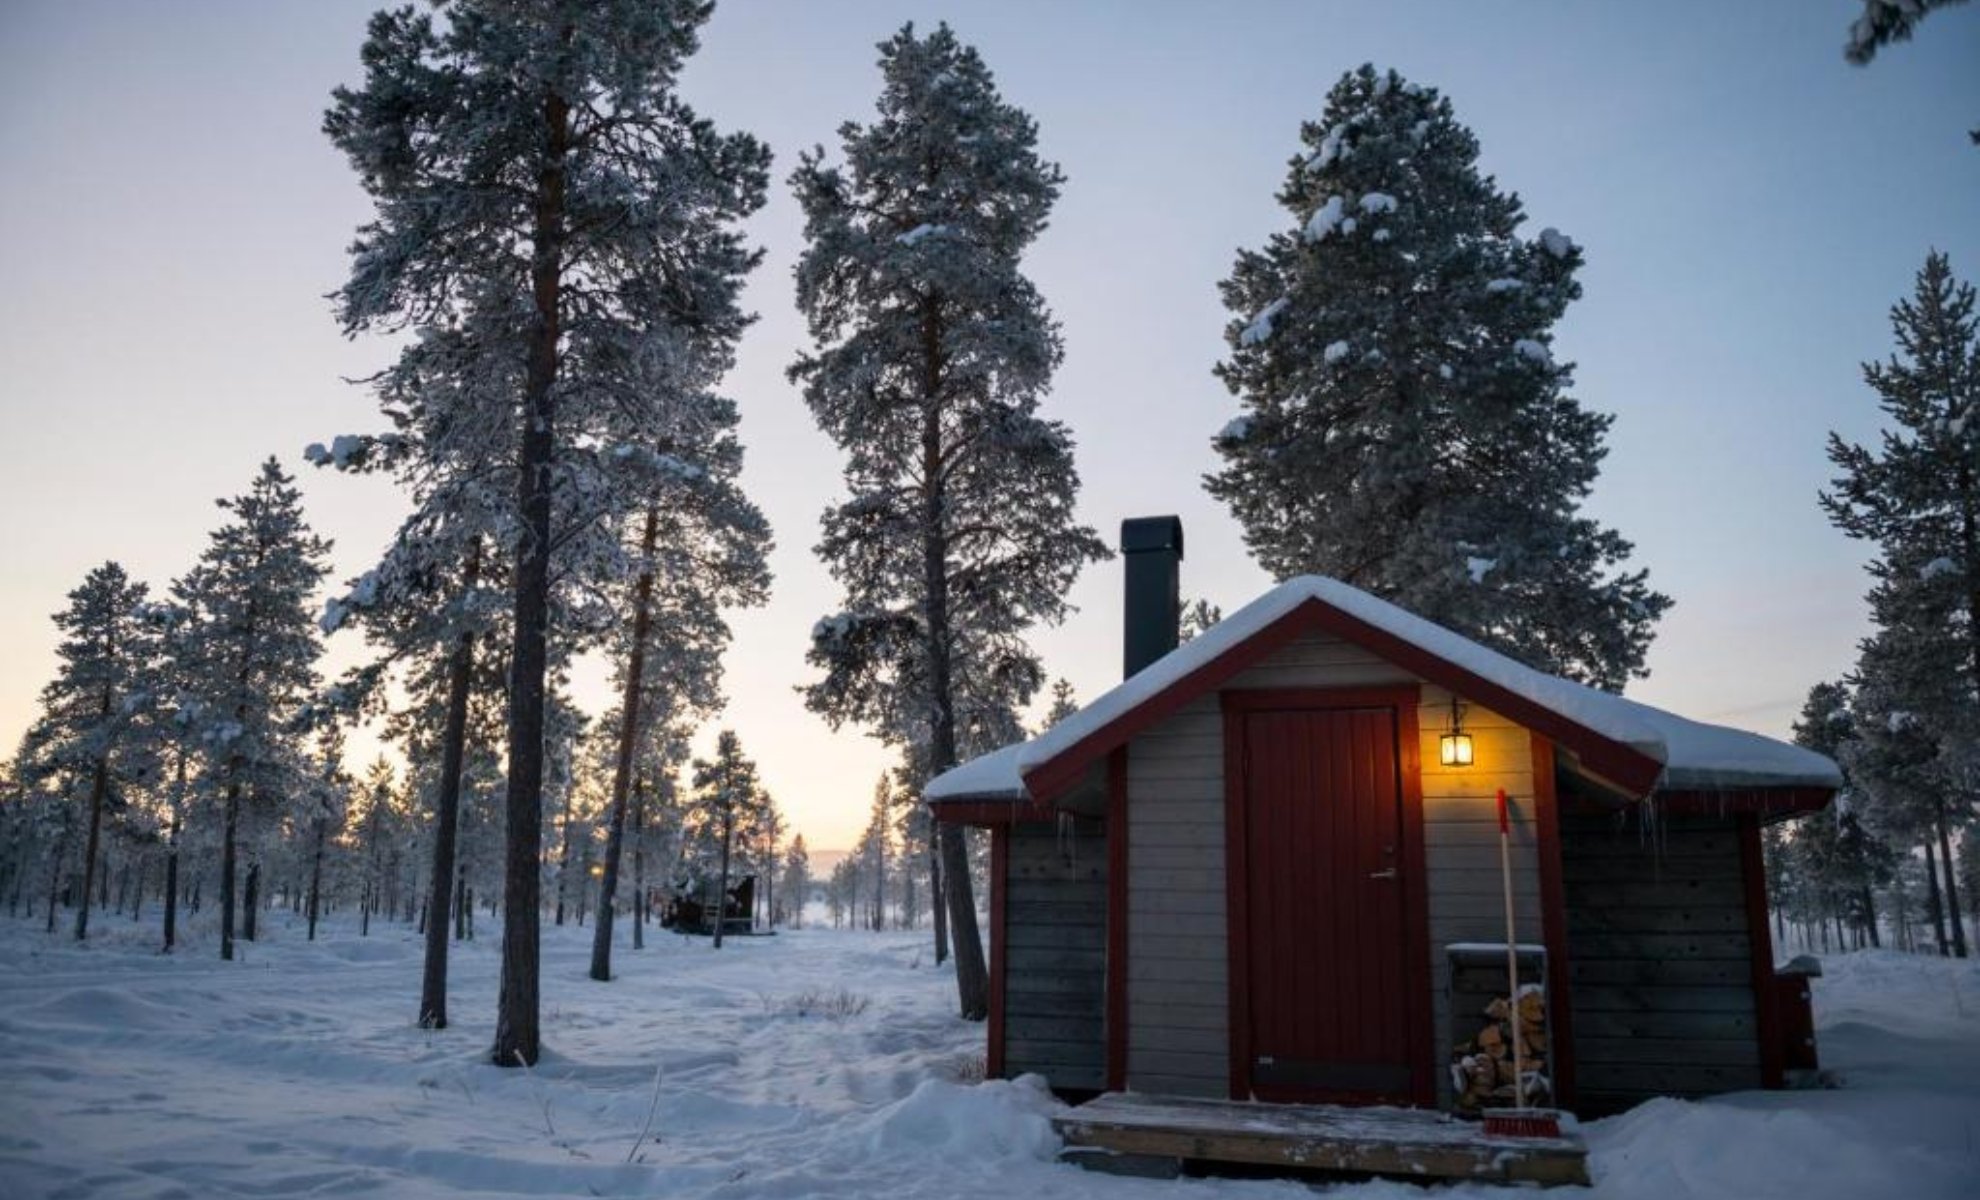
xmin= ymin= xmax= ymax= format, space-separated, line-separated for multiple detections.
xmin=1497 ymin=788 xmax=1509 ymax=834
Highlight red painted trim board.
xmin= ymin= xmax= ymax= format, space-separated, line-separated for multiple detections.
xmin=1104 ymin=748 xmax=1129 ymax=1092
xmin=987 ymin=825 xmax=1008 ymax=1080
xmin=1738 ymin=814 xmax=1786 ymax=1089
xmin=1530 ymin=735 xmax=1578 ymax=1109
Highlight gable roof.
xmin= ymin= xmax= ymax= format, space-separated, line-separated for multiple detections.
xmin=926 ymin=576 xmax=1841 ymax=807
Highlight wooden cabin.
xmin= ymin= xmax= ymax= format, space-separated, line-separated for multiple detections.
xmin=928 ymin=517 xmax=1839 ymax=1118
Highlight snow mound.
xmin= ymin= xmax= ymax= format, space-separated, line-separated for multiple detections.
xmin=1587 ymin=1096 xmax=1964 ymax=1200
xmin=859 ymin=1075 xmax=1060 ymax=1164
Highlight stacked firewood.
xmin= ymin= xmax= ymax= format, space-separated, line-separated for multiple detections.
xmin=1450 ymin=984 xmax=1551 ymax=1112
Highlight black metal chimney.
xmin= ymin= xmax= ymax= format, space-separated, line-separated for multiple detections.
xmin=1121 ymin=516 xmax=1184 ymax=679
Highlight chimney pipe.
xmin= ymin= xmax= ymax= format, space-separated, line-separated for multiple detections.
xmin=1121 ymin=516 xmax=1184 ymax=679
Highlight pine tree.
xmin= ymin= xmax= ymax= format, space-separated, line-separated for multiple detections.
xmin=1178 ymin=600 xmax=1223 ymax=645
xmin=590 ymin=430 xmax=771 ymax=982
xmin=1790 ymin=681 xmax=1897 ymax=948
xmin=781 ymin=833 xmax=811 ymax=929
xmin=1844 ymin=0 xmax=1972 ymax=65
xmin=1208 ymin=65 xmax=1669 ymax=690
xmin=1826 ymin=251 xmax=1979 ymax=958
xmin=327 ymin=0 xmax=769 ymax=1066
xmin=172 ymin=460 xmax=329 ymax=961
xmin=19 ymin=564 xmax=154 ymax=942
xmin=791 ymin=22 xmax=1108 ymax=1019
xmin=686 ymin=730 xmax=763 ymax=950
xmin=1043 ymin=678 xmax=1078 ymax=728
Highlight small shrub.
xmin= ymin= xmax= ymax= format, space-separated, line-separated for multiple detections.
xmin=773 ymin=987 xmax=872 ymax=1020
xmin=947 ymin=1053 xmax=987 ymax=1085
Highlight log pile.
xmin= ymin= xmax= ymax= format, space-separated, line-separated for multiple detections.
xmin=1450 ymin=983 xmax=1550 ymax=1112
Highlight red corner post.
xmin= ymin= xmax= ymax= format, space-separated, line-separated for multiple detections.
xmin=1738 ymin=815 xmax=1786 ymax=1089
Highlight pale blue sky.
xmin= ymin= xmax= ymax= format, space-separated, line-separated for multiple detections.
xmin=1 ymin=1 xmax=1975 ymax=849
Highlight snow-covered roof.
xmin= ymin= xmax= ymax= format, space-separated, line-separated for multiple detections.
xmin=926 ymin=575 xmax=1840 ymax=804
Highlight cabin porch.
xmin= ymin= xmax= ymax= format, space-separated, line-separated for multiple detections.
xmin=1054 ymin=1092 xmax=1590 ymax=1186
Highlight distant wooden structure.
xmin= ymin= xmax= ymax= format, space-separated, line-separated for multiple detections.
xmin=1056 ymin=1093 xmax=1589 ymax=1186
xmin=660 ymin=874 xmax=757 ymax=938
xmin=927 ymin=516 xmax=1841 ymax=1182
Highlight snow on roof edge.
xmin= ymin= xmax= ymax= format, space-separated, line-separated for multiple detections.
xmin=927 ymin=576 xmax=1841 ymax=804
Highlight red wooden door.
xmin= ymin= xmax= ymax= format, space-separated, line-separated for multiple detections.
xmin=1239 ymin=705 xmax=1414 ymax=1104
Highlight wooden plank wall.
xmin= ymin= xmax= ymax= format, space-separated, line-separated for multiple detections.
xmin=1005 ymin=818 xmax=1107 ymax=1090
xmin=1416 ymin=684 xmax=1541 ymax=1107
xmin=1125 ymin=693 xmax=1231 ymax=1096
xmin=1117 ymin=634 xmax=1544 ymax=1106
xmin=1561 ymin=811 xmax=1761 ymax=1113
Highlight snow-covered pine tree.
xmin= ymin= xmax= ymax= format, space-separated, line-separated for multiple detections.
xmin=1825 ymin=251 xmax=1978 ymax=958
xmin=1178 ymin=600 xmax=1223 ymax=645
xmin=781 ymin=833 xmax=810 ymax=929
xmin=855 ymin=775 xmax=895 ymax=932
xmin=327 ymin=0 xmax=768 ymax=1066
xmin=19 ymin=563 xmax=154 ymax=941
xmin=303 ymin=725 xmax=351 ymax=942
xmin=1043 ymin=678 xmax=1078 ymax=729
xmin=1209 ymin=65 xmax=1669 ymax=690
xmin=755 ymin=792 xmax=784 ymax=932
xmin=171 ymin=459 xmax=329 ymax=961
xmin=686 ymin=730 xmax=763 ymax=950
xmin=590 ymin=414 xmax=772 ymax=982
xmin=1790 ymin=681 xmax=1897 ymax=948
xmin=791 ymin=22 xmax=1108 ymax=1019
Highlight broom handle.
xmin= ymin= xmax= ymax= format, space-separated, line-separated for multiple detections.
xmin=1499 ymin=788 xmax=1524 ymax=1108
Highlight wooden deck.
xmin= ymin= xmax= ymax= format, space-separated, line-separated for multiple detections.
xmin=1054 ymin=1093 xmax=1590 ymax=1187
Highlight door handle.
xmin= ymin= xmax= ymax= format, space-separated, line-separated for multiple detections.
xmin=1369 ymin=868 xmax=1397 ymax=880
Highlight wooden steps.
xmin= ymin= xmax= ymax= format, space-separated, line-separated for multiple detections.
xmin=1053 ymin=1093 xmax=1590 ymax=1187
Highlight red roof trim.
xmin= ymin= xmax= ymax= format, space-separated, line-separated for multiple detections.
xmin=1019 ymin=596 xmax=1668 ymax=802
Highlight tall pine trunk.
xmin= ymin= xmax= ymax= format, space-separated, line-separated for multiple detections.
xmin=1925 ymin=838 xmax=1950 ymax=956
xmin=591 ymin=507 xmax=660 ymax=983
xmin=631 ymin=781 xmax=646 ymax=951
xmin=422 ymin=543 xmax=481 ymax=1025
xmin=1934 ymin=801 xmax=1968 ymax=957
xmin=243 ymin=862 xmax=259 ymax=942
xmin=713 ymin=811 xmax=734 ymax=950
xmin=920 ymin=306 xmax=987 ymax=1018
xmin=554 ymin=785 xmax=574 ymax=926
xmin=307 ymin=815 xmax=326 ymax=941
xmin=220 ymin=780 xmax=241 ymax=960
xmin=493 ymin=85 xmax=570 ymax=1066
xmin=930 ymin=836 xmax=948 ymax=964
xmin=74 ymin=754 xmax=110 ymax=942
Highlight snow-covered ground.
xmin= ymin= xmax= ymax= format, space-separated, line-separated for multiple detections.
xmin=0 ymin=912 xmax=1973 ymax=1198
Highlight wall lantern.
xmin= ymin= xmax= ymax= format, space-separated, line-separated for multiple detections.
xmin=1440 ymin=697 xmax=1475 ymax=768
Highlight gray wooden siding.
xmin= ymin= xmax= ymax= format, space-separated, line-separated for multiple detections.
xmin=1005 ymin=819 xmax=1107 ymax=1090
xmin=1561 ymin=812 xmax=1761 ymax=1112
xmin=1417 ymin=685 xmax=1541 ymax=1107
xmin=1126 ymin=693 xmax=1229 ymax=1097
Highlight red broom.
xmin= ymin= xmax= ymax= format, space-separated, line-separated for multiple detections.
xmin=1481 ymin=788 xmax=1563 ymax=1141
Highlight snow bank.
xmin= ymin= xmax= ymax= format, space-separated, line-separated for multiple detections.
xmin=859 ymin=1075 xmax=1059 ymax=1163
xmin=928 ymin=575 xmax=1840 ymax=801
xmin=0 ymin=921 xmax=1972 ymax=1198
